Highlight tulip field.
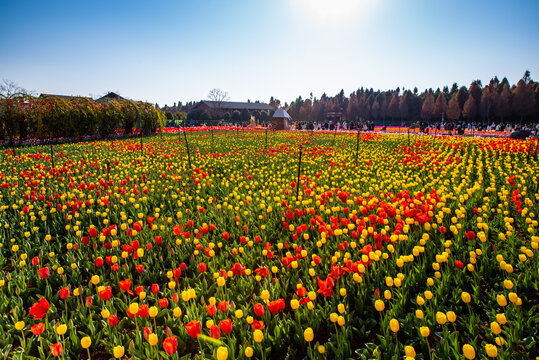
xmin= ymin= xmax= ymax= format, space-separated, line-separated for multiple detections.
xmin=1 ymin=129 xmax=538 ymax=360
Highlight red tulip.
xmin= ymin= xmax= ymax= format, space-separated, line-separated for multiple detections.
xmin=31 ymin=323 xmax=45 ymax=336
xmin=198 ymin=263 xmax=207 ymax=273
xmin=38 ymin=267 xmax=49 ymax=279
xmin=50 ymin=343 xmax=63 ymax=357
xmin=185 ymin=320 xmax=201 ymax=338
xmin=59 ymin=287 xmax=70 ymax=300
xmin=108 ymin=315 xmax=118 ymax=326
xmin=163 ymin=336 xmax=178 ymax=355
xmin=95 ymin=257 xmax=104 ymax=267
xmin=119 ymin=279 xmax=131 ymax=292
xmin=206 ymin=304 xmax=217 ymax=316
xmin=210 ymin=325 xmax=221 ymax=339
xmin=159 ymin=298 xmax=169 ymax=308
xmin=251 ymin=319 xmax=265 ymax=331
xmin=138 ymin=305 xmax=149 ymax=318
xmin=143 ymin=326 xmax=152 ymax=341
xmin=99 ymin=286 xmax=112 ymax=301
xmin=254 ymin=303 xmax=265 ymax=317
xmin=220 ymin=318 xmax=233 ymax=334
xmin=455 ymin=260 xmax=464 ymax=269
xmin=151 ymin=284 xmax=160 ymax=294
xmin=465 ymin=231 xmax=475 ymax=240
xmin=267 ymin=299 xmax=285 ymax=315
xmin=218 ymin=300 xmax=228 ymax=312
xmin=29 ymin=297 xmax=50 ymax=319
xmin=31 ymin=256 xmax=40 ymax=266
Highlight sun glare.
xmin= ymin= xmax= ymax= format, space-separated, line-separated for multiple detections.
xmin=296 ymin=0 xmax=370 ymax=22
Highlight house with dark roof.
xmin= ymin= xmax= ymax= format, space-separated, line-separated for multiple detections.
xmin=96 ymin=92 xmax=125 ymax=102
xmin=191 ymin=100 xmax=274 ymax=114
xmin=38 ymin=94 xmax=92 ymax=101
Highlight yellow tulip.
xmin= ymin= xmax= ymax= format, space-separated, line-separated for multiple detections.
xmin=436 ymin=312 xmax=447 ymax=325
xmin=113 ymin=345 xmax=125 ymax=359
xmin=253 ymin=329 xmax=263 ymax=343
xmin=389 ymin=318 xmax=399 ymax=333
xmin=374 ymin=300 xmax=385 ymax=312
xmin=404 ymin=346 xmax=416 ymax=357
xmin=496 ymin=313 xmax=507 ymax=325
xmin=216 ymin=346 xmax=228 ymax=360
xmin=304 ymin=327 xmax=314 ymax=342
xmin=56 ymin=324 xmax=67 ymax=335
xmin=485 ymin=344 xmax=497 ymax=357
xmin=81 ymin=336 xmax=92 ymax=349
xmin=446 ymin=311 xmax=456 ymax=323
xmin=462 ymin=344 xmax=475 ymax=359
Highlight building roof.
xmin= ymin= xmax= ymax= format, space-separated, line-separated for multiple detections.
xmin=197 ymin=100 xmax=273 ymax=111
xmin=96 ymin=92 xmax=126 ymax=102
xmin=273 ymin=109 xmax=291 ymax=119
xmin=39 ymin=93 xmax=91 ymax=100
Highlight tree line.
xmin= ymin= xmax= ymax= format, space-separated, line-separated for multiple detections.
xmin=286 ymin=71 xmax=538 ymax=126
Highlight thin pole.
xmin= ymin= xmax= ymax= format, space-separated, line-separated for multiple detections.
xmin=50 ymin=144 xmax=54 ymax=168
xmin=355 ymin=123 xmax=360 ymax=167
xmin=296 ymin=145 xmax=302 ymax=200
xmin=527 ymin=137 xmax=533 ymax=163
xmin=183 ymin=130 xmax=192 ymax=170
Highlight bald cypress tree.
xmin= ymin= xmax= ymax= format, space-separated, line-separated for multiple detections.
xmin=462 ymin=96 xmax=477 ymax=121
xmin=434 ymin=94 xmax=447 ymax=119
xmin=447 ymin=95 xmax=461 ymax=121
xmin=496 ymin=85 xmax=511 ymax=124
xmin=421 ymin=93 xmax=435 ymax=121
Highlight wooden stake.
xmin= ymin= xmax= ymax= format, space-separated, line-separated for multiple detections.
xmin=296 ymin=145 xmax=303 ymax=200
xmin=50 ymin=144 xmax=54 ymax=168
xmin=355 ymin=124 xmax=360 ymax=167
xmin=527 ymin=138 xmax=532 ymax=163
xmin=183 ymin=130 xmax=192 ymax=170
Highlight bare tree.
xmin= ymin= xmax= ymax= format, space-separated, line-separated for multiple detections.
xmin=0 ymin=80 xmax=33 ymax=145
xmin=207 ymin=88 xmax=229 ymax=118
xmin=0 ymin=79 xmax=28 ymax=100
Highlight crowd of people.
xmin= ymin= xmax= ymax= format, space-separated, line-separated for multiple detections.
xmin=192 ymin=119 xmax=539 ymax=138
xmin=290 ymin=121 xmax=375 ymax=131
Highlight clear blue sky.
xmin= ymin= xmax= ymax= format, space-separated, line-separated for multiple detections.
xmin=1 ymin=0 xmax=538 ymax=106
